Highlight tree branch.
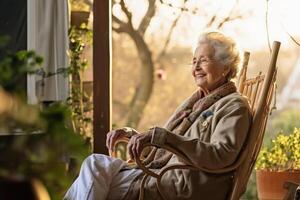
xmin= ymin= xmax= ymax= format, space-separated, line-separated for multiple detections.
xmin=159 ymin=0 xmax=198 ymax=14
xmin=286 ymin=32 xmax=300 ymax=46
xmin=112 ymin=15 xmax=131 ymax=33
xmin=138 ymin=0 xmax=156 ymax=36
xmin=206 ymin=15 xmax=217 ymax=28
xmin=112 ymin=15 xmax=126 ymax=25
xmin=120 ymin=0 xmax=133 ymax=25
xmin=155 ymin=0 xmax=188 ymax=63
xmin=217 ymin=14 xmax=243 ymax=29
xmin=112 ymin=26 xmax=127 ymax=33
xmin=156 ymin=12 xmax=183 ymax=62
xmin=265 ymin=0 xmax=271 ymax=53
xmin=206 ymin=0 xmax=245 ymax=29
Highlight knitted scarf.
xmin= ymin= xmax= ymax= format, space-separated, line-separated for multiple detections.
xmin=145 ymin=81 xmax=237 ymax=168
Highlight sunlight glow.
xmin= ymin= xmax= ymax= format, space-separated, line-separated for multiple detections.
xmin=115 ymin=0 xmax=300 ymax=52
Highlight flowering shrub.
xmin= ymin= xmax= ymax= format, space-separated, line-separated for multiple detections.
xmin=256 ymin=128 xmax=300 ymax=171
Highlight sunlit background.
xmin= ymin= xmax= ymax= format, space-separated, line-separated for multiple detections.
xmin=3 ymin=1 xmax=300 ymax=199
xmin=110 ymin=0 xmax=300 ymax=129
xmin=71 ymin=0 xmax=300 ymax=198
xmin=113 ymin=0 xmax=300 ymax=49
xmin=108 ymin=1 xmax=300 ymax=198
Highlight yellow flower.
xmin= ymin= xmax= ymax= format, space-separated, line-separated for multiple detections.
xmin=256 ymin=128 xmax=300 ymax=171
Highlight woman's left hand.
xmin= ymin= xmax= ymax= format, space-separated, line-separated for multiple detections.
xmin=127 ymin=131 xmax=152 ymax=160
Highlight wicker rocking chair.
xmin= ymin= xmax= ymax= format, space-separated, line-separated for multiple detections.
xmin=112 ymin=41 xmax=281 ymax=200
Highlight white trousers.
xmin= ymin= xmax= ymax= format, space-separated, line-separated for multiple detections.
xmin=64 ymin=154 xmax=142 ymax=200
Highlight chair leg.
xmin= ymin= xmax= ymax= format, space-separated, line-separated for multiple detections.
xmin=283 ymin=181 xmax=300 ymax=200
xmin=295 ymin=186 xmax=300 ymax=200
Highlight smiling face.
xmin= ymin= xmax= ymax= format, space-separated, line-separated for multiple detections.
xmin=192 ymin=43 xmax=228 ymax=92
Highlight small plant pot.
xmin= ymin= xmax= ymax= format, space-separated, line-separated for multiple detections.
xmin=256 ymin=170 xmax=300 ymax=200
xmin=71 ymin=11 xmax=90 ymax=28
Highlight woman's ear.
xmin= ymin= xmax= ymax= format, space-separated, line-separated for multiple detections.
xmin=223 ymin=66 xmax=231 ymax=77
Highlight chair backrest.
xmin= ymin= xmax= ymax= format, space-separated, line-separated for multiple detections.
xmin=228 ymin=41 xmax=281 ymax=200
xmin=237 ymin=51 xmax=266 ymax=113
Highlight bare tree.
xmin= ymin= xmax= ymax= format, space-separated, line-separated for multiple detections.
xmin=112 ymin=0 xmax=157 ymax=127
xmin=112 ymin=0 xmax=245 ymax=128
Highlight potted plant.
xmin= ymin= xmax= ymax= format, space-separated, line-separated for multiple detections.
xmin=33 ymin=23 xmax=93 ymax=143
xmin=255 ymin=128 xmax=300 ymax=199
xmin=70 ymin=0 xmax=92 ymax=28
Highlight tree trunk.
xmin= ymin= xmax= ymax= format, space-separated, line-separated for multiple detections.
xmin=126 ymin=30 xmax=154 ymax=128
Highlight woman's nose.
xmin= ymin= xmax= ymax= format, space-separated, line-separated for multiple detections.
xmin=194 ymin=61 xmax=201 ymax=69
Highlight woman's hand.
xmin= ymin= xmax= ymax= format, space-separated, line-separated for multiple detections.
xmin=127 ymin=131 xmax=152 ymax=160
xmin=106 ymin=129 xmax=128 ymax=152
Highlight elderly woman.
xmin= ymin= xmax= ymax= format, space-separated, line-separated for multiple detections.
xmin=64 ymin=31 xmax=251 ymax=200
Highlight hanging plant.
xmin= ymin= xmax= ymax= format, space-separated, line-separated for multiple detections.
xmin=67 ymin=23 xmax=93 ymax=141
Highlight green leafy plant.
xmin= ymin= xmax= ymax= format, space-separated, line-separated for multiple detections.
xmin=68 ymin=23 xmax=93 ymax=141
xmin=0 ymin=35 xmax=90 ymax=200
xmin=26 ymin=24 xmax=93 ymax=142
xmin=0 ymin=49 xmax=43 ymax=96
xmin=256 ymin=128 xmax=300 ymax=171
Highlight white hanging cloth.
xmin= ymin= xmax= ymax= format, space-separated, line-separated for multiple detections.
xmin=27 ymin=0 xmax=69 ymax=103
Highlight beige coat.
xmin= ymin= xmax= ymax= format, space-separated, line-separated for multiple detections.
xmin=124 ymin=92 xmax=252 ymax=200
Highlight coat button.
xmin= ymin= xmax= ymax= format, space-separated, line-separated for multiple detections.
xmin=202 ymin=121 xmax=208 ymax=128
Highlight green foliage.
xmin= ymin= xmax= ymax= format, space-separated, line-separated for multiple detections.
xmin=243 ymin=171 xmax=258 ymax=200
xmin=0 ymin=36 xmax=90 ymax=200
xmin=269 ymin=109 xmax=300 ymax=136
xmin=0 ymin=45 xmax=43 ymax=95
xmin=256 ymin=128 xmax=300 ymax=171
xmin=244 ymin=111 xmax=300 ymax=199
xmin=0 ymin=102 xmax=89 ymax=199
xmin=68 ymin=24 xmax=92 ymax=74
xmin=21 ymin=24 xmax=94 ymax=141
xmin=68 ymin=24 xmax=93 ymax=140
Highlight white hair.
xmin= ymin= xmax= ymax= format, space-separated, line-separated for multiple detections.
xmin=197 ymin=31 xmax=241 ymax=80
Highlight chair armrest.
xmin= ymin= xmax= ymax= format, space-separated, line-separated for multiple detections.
xmin=135 ymin=143 xmax=248 ymax=178
xmin=109 ymin=136 xmax=130 ymax=159
xmin=135 ymin=143 xmax=248 ymax=200
xmin=109 ymin=127 xmax=140 ymax=159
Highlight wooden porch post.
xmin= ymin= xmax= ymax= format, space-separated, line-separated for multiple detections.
xmin=93 ymin=0 xmax=111 ymax=154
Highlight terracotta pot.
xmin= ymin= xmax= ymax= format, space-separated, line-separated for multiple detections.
xmin=256 ymin=170 xmax=300 ymax=200
xmin=71 ymin=11 xmax=90 ymax=28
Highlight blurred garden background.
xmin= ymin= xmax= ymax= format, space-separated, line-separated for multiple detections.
xmin=108 ymin=0 xmax=300 ymax=131
xmin=67 ymin=0 xmax=300 ymax=199
xmin=1 ymin=0 xmax=300 ymax=199
xmin=109 ymin=0 xmax=300 ymax=199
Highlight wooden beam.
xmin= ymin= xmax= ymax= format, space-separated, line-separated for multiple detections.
xmin=93 ymin=0 xmax=111 ymax=154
